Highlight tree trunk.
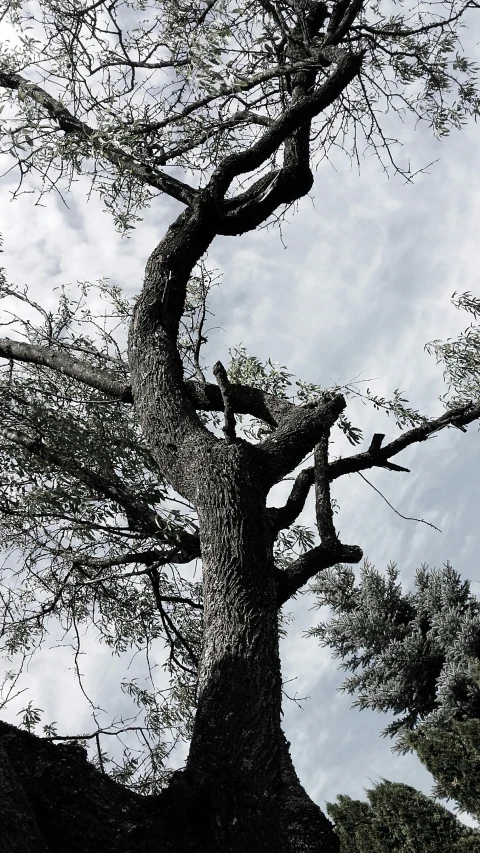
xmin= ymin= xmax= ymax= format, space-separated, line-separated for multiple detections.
xmin=0 ymin=442 xmax=339 ymax=852
xmin=121 ymin=196 xmax=341 ymax=851
xmin=181 ymin=440 xmax=339 ymax=852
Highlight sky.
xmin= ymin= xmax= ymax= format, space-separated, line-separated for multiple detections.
xmin=0 ymin=10 xmax=480 ymax=832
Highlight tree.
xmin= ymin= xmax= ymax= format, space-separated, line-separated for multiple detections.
xmin=1 ymin=0 xmax=480 ymax=850
xmin=407 ymin=719 xmax=480 ymax=822
xmin=326 ymin=780 xmax=480 ymax=852
xmin=308 ymin=560 xmax=480 ymax=747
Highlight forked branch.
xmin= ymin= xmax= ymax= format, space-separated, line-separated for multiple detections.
xmin=267 ymin=467 xmax=315 ymax=536
xmin=276 ymin=540 xmax=363 ymax=606
xmin=329 ymin=399 xmax=480 ymax=480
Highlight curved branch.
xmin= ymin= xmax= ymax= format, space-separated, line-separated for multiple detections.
xmin=210 ymin=49 xmax=364 ymax=197
xmin=267 ymin=466 xmax=314 ymax=536
xmin=276 ymin=540 xmax=363 ymax=606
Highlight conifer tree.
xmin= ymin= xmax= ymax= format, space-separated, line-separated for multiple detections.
xmin=327 ymin=781 xmax=480 ymax=853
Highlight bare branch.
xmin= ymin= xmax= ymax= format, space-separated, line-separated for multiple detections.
xmin=276 ymin=540 xmax=363 ymax=606
xmin=0 ymin=337 xmax=131 ymax=401
xmin=212 ymin=361 xmax=237 ymax=443
xmin=267 ymin=466 xmax=315 ymax=536
xmin=329 ymin=399 xmax=480 ymax=481
xmin=314 ymin=432 xmax=337 ymax=544
xmin=357 ymin=472 xmax=441 ymax=532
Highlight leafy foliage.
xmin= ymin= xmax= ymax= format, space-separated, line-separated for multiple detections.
xmin=0 ymin=268 xmax=340 ymax=791
xmin=327 ymin=780 xmax=479 ymax=852
xmin=1 ymin=251 xmax=478 ymax=794
xmin=426 ymin=292 xmax=480 ymax=407
xmin=0 ymin=273 xmax=203 ymax=793
xmin=407 ymin=719 xmax=480 ymax=822
xmin=1 ymin=0 xmax=479 ymax=231
xmin=308 ymin=561 xmax=480 ymax=748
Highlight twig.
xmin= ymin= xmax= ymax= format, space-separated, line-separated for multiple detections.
xmin=357 ymin=471 xmax=441 ymax=532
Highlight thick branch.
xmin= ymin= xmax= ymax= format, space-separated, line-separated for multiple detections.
xmin=212 ymin=361 xmax=237 ymax=443
xmin=325 ymin=0 xmax=364 ymax=47
xmin=329 ymin=399 xmax=480 ymax=480
xmin=267 ymin=467 xmax=314 ymax=536
xmin=314 ymin=432 xmax=337 ymax=544
xmin=0 ymin=70 xmax=197 ymax=207
xmin=0 ymin=336 xmax=295 ymax=423
xmin=259 ymin=393 xmax=347 ymax=487
xmin=276 ymin=541 xmax=363 ymax=606
xmin=68 ymin=547 xmax=200 ymax=574
xmin=210 ymin=49 xmax=364 ymax=197
xmin=185 ymin=380 xmax=294 ymax=424
xmin=0 ymin=337 xmax=132 ymax=401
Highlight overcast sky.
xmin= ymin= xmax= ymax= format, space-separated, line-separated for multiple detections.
xmin=1 ymin=23 xmax=480 ymax=830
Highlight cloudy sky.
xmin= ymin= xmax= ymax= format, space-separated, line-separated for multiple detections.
xmin=1 ymin=13 xmax=480 ymax=830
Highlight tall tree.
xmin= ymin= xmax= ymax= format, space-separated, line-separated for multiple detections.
xmin=1 ymin=0 xmax=480 ymax=850
xmin=326 ymin=780 xmax=480 ymax=853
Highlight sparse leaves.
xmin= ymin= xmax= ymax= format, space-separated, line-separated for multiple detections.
xmin=426 ymin=291 xmax=480 ymax=407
